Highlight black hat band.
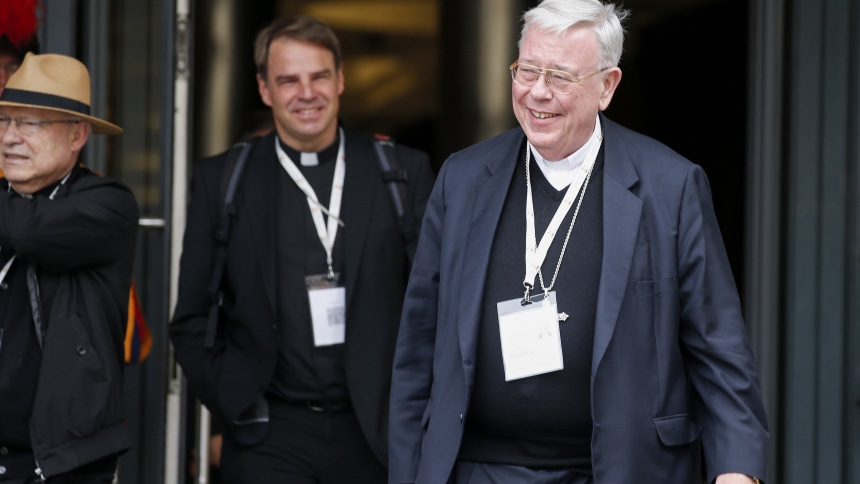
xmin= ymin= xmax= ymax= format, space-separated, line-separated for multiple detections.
xmin=0 ymin=88 xmax=91 ymax=116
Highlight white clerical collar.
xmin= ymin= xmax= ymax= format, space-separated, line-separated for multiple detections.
xmin=299 ymin=152 xmax=319 ymax=166
xmin=530 ymin=115 xmax=602 ymax=191
xmin=278 ymin=134 xmax=342 ymax=167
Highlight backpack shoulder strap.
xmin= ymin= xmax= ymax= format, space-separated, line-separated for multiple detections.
xmin=371 ymin=135 xmax=417 ymax=265
xmin=204 ymin=137 xmax=258 ymax=348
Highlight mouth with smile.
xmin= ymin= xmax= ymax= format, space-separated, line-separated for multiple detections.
xmin=292 ymin=106 xmax=325 ymax=117
xmin=2 ymin=153 xmax=29 ymax=163
xmin=530 ymin=109 xmax=558 ymax=119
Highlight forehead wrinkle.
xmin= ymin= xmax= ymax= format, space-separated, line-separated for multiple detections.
xmin=519 ymin=40 xmax=577 ymax=73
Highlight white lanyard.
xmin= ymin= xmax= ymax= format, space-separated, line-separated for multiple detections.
xmin=0 ymin=251 xmax=14 ymax=287
xmin=275 ymin=128 xmax=346 ymax=279
xmin=523 ymin=129 xmax=603 ymax=301
xmin=49 ymin=170 xmax=73 ymax=200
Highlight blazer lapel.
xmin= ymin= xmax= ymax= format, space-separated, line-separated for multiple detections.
xmin=340 ymin=128 xmax=378 ymax=310
xmin=457 ymin=130 xmax=524 ymax=386
xmin=592 ymin=115 xmax=643 ymax=376
xmin=240 ymin=135 xmax=278 ymax=315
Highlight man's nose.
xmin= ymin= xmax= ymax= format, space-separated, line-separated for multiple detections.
xmin=529 ymin=74 xmax=553 ymax=100
xmin=1 ymin=121 xmax=23 ymax=143
xmin=297 ymin=80 xmax=316 ymax=100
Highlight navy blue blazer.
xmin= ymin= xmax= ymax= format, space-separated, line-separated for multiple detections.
xmin=389 ymin=115 xmax=768 ymax=484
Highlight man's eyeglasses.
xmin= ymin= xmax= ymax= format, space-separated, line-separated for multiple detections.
xmin=510 ymin=61 xmax=604 ymax=95
xmin=0 ymin=115 xmax=83 ymax=136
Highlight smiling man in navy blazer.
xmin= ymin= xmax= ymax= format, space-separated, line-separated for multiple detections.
xmin=388 ymin=1 xmax=768 ymax=483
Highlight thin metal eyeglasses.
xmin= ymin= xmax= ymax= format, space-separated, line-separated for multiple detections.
xmin=0 ymin=115 xmax=83 ymax=136
xmin=510 ymin=61 xmax=605 ymax=95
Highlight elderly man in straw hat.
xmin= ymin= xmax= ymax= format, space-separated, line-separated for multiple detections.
xmin=0 ymin=53 xmax=138 ymax=483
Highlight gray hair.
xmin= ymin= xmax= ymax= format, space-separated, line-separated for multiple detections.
xmin=519 ymin=0 xmax=629 ymax=70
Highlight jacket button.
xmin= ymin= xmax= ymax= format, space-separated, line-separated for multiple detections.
xmin=0 ymin=446 xmax=6 ymax=454
xmin=77 ymin=346 xmax=87 ymax=355
xmin=459 ymin=413 xmax=463 ymax=423
xmin=0 ymin=465 xmax=6 ymax=474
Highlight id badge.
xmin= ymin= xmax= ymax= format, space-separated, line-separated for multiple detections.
xmin=496 ymin=291 xmax=563 ymax=381
xmin=306 ymin=273 xmax=346 ymax=347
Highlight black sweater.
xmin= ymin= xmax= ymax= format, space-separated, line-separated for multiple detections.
xmin=459 ymin=142 xmax=604 ymax=470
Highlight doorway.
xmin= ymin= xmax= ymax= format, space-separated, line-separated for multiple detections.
xmin=605 ymin=0 xmax=750 ymax=295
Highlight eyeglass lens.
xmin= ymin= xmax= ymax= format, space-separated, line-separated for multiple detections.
xmin=0 ymin=116 xmax=46 ymax=135
xmin=512 ymin=64 xmax=576 ymax=94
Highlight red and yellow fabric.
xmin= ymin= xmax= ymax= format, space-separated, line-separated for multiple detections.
xmin=125 ymin=280 xmax=152 ymax=363
xmin=1 ymin=166 xmax=152 ymax=364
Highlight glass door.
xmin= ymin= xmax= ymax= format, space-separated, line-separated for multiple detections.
xmin=77 ymin=0 xmax=187 ymax=482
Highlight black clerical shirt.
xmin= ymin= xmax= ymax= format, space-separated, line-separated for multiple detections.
xmin=268 ymin=134 xmax=348 ymax=403
xmin=459 ymin=142 xmax=604 ymax=471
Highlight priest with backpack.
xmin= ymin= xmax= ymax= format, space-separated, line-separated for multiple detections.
xmin=169 ymin=16 xmax=434 ymax=483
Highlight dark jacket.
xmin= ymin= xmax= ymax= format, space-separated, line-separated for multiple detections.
xmin=389 ymin=115 xmax=768 ymax=484
xmin=170 ymin=127 xmax=435 ymax=464
xmin=0 ymin=167 xmax=138 ymax=478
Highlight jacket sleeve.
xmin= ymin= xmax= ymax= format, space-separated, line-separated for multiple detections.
xmin=169 ymin=160 xmax=224 ymax=414
xmin=389 ymin=159 xmax=448 ymax=484
xmin=676 ymin=165 xmax=769 ymax=483
xmin=0 ymin=180 xmax=138 ymax=272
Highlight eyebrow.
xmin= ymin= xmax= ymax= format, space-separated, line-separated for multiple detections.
xmin=520 ymin=58 xmax=575 ymax=73
xmin=274 ymin=68 xmax=332 ymax=82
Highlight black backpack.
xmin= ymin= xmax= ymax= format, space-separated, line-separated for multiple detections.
xmin=203 ymin=135 xmax=416 ymax=348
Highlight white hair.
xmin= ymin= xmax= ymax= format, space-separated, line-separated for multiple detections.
xmin=519 ymin=0 xmax=630 ymax=70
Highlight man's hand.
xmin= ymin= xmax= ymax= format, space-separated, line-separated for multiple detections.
xmin=715 ymin=473 xmax=757 ymax=484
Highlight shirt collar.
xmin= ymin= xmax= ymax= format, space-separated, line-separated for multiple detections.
xmin=277 ymin=132 xmax=341 ymax=167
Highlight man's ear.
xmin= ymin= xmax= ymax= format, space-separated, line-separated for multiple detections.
xmin=257 ymin=73 xmax=273 ymax=107
xmin=70 ymin=121 xmax=90 ymax=153
xmin=598 ymin=67 xmax=622 ymax=111
xmin=336 ymin=66 xmax=345 ymax=96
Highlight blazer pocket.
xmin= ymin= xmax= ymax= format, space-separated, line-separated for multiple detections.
xmin=653 ymin=413 xmax=702 ymax=446
xmin=635 ymin=275 xmax=678 ymax=296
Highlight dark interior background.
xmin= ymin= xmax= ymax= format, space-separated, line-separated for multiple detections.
xmin=192 ymin=0 xmax=749 ymax=294
xmin=606 ymin=0 xmax=749 ymax=297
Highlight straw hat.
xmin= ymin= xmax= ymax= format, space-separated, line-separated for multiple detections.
xmin=0 ymin=52 xmax=122 ymax=135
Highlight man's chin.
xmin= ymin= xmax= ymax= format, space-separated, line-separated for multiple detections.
xmin=524 ymin=133 xmax=560 ymax=151
xmin=295 ymin=121 xmax=337 ymax=140
xmin=2 ymin=172 xmax=26 ymax=184
xmin=297 ymin=126 xmax=326 ymax=138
